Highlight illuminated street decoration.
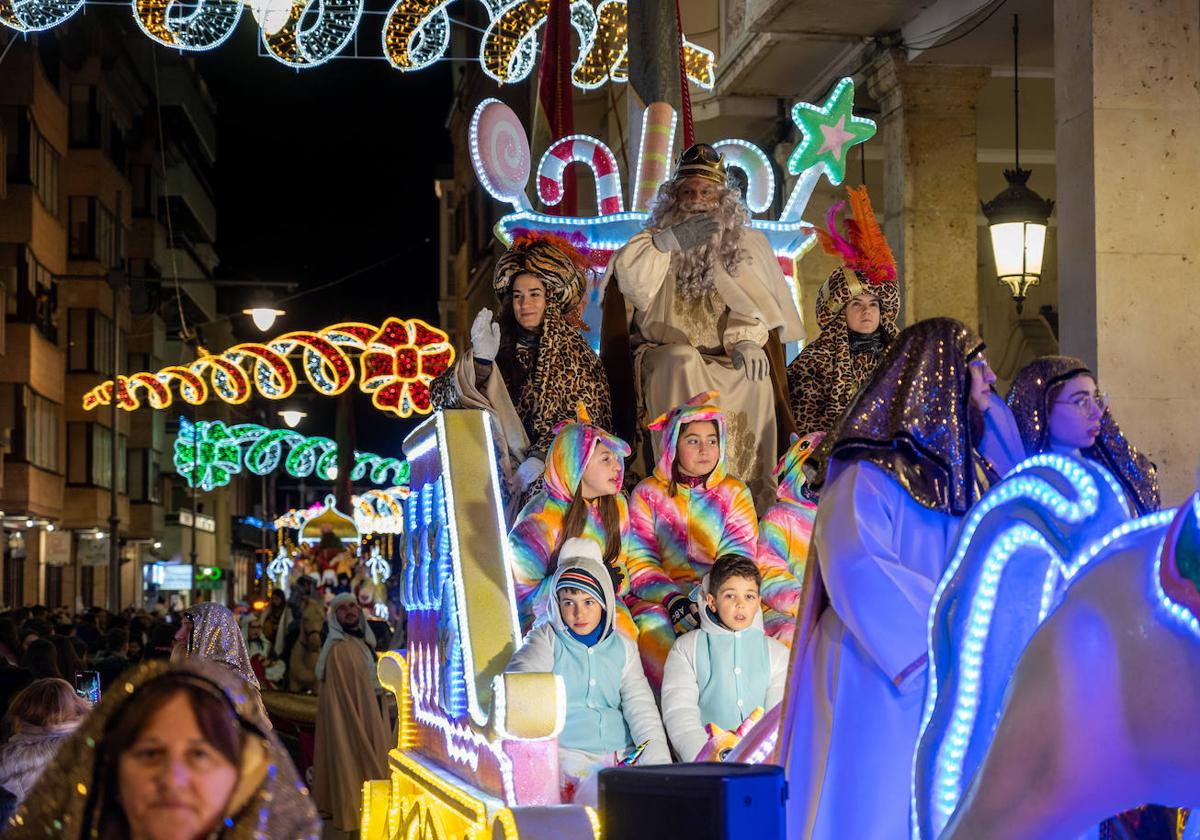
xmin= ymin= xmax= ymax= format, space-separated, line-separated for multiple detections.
xmin=382 ymin=0 xmax=451 ymax=70
xmin=82 ymin=318 xmax=453 ymax=418
xmin=173 ymin=416 xmax=408 ymax=490
xmin=537 ymin=135 xmax=624 ymax=214
xmin=361 ymin=410 xmax=599 ymax=838
xmin=787 ymin=76 xmax=877 ymax=187
xmin=261 ymin=0 xmax=363 ymax=67
xmin=713 ymin=138 xmax=776 ymax=215
xmin=477 ymin=0 xmax=713 ymax=89
xmin=359 ymin=317 xmax=454 ymax=418
xmin=0 ymin=0 xmax=83 ymax=32
xmin=267 ymin=545 xmax=294 ymax=590
xmin=175 ymin=416 xmax=242 ymax=492
xmin=132 ymin=0 xmax=242 ymax=50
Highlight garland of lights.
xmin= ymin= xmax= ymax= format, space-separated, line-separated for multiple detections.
xmin=174 ymin=416 xmax=409 ymax=491
xmin=1 ymin=0 xmax=716 ymax=86
xmin=83 ymin=317 xmax=453 ymax=418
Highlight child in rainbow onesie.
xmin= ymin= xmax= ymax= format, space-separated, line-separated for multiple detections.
xmin=506 ymin=537 xmax=670 ymax=805
xmin=626 ymin=391 xmax=758 ymax=689
xmin=508 ymin=406 xmax=638 ymax=640
xmin=754 ymin=433 xmax=822 ymax=645
xmin=660 ymin=555 xmax=788 ymax=762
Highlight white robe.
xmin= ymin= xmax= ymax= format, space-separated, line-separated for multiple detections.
xmin=610 ymin=228 xmax=804 ymax=510
xmin=784 ymin=460 xmax=965 ymax=840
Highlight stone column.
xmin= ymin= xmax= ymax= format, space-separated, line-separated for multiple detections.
xmin=866 ymin=52 xmax=989 ymax=327
xmin=1055 ymin=0 xmax=1200 ymax=503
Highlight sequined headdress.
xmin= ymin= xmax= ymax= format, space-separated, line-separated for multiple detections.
xmin=804 ymin=317 xmax=986 ymax=515
xmin=183 ymin=601 xmax=260 ymax=689
xmin=6 ymin=659 xmax=320 ymax=839
xmin=1007 ymin=355 xmax=1160 ymax=515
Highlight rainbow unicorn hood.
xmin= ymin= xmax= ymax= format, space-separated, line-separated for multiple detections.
xmin=649 ymin=391 xmax=729 ymax=489
xmin=773 ymin=432 xmax=823 ymax=505
xmin=544 ymin=404 xmax=631 ymax=504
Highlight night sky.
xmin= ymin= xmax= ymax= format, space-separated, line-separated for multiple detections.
xmin=191 ymin=15 xmax=455 ymax=456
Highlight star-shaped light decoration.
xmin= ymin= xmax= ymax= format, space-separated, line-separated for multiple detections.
xmin=787 ymin=77 xmax=876 ymax=186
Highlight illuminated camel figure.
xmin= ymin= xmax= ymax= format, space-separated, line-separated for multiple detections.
xmin=913 ymin=456 xmax=1200 ymax=840
xmin=361 ymin=410 xmax=597 ymax=840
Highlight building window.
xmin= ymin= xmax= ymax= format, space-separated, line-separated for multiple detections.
xmin=69 ymin=85 xmax=127 ymax=171
xmin=16 ymin=386 xmax=60 ymax=473
xmin=129 ymin=448 xmax=162 ymax=504
xmin=14 ymin=247 xmax=59 ymax=342
xmin=130 ymin=164 xmax=160 ymax=219
xmin=67 ymin=308 xmax=125 ymax=375
xmin=80 ymin=564 xmax=94 ymax=608
xmin=68 ymin=197 xmax=125 ymax=268
xmin=67 ymin=421 xmax=127 ymax=491
xmin=4 ymin=109 xmax=61 ymax=218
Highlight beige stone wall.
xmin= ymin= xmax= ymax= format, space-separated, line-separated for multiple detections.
xmin=1055 ymin=0 xmax=1200 ymax=504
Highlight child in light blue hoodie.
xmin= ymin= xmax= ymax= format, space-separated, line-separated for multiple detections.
xmin=660 ymin=554 xmax=789 ymax=762
xmin=506 ymin=537 xmax=670 ymax=803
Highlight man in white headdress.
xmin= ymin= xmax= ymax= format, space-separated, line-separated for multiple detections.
xmin=603 ymin=144 xmax=804 ymax=508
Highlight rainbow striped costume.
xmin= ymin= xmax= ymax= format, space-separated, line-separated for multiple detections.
xmin=626 ymin=393 xmax=758 ymax=689
xmin=755 ymin=433 xmax=821 ymax=645
xmin=508 ymin=411 xmax=638 ymax=640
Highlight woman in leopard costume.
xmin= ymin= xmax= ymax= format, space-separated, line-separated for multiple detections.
xmin=431 ymin=232 xmax=612 ymax=513
xmin=787 ymin=186 xmax=900 ymax=440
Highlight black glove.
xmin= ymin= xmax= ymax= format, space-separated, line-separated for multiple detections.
xmin=606 ymin=562 xmax=625 ymax=595
xmin=652 ymin=214 xmax=721 ymax=252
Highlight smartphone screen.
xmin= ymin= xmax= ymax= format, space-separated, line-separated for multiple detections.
xmin=74 ymin=670 xmax=100 ymax=705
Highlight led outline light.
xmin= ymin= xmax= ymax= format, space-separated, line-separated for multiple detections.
xmin=380 ymin=0 xmax=452 ymax=71
xmin=712 ymin=138 xmax=776 ymax=214
xmin=0 ymin=0 xmax=84 ymax=33
xmin=261 ymin=0 xmax=364 ymax=69
xmin=786 ymin=76 xmax=877 ymax=186
xmin=468 ymin=98 xmax=532 ymax=209
xmin=1153 ymin=494 xmax=1200 ymax=639
xmin=172 ymin=416 xmax=407 ymax=490
xmin=536 ymin=133 xmax=625 ymax=214
xmin=131 ymin=0 xmax=244 ymax=51
xmin=912 ymin=455 xmax=1166 ymax=840
xmin=629 ymin=103 xmax=678 ymax=213
xmin=571 ymin=0 xmax=627 ymax=91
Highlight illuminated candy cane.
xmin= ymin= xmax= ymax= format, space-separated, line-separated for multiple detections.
xmin=631 ymin=102 xmax=678 ymax=212
xmin=713 ymin=139 xmax=776 ymax=214
xmin=538 ymin=135 xmax=624 ymax=215
xmin=261 ymin=0 xmax=363 ymax=68
xmin=382 ymin=0 xmax=452 ymax=71
xmin=0 ymin=0 xmax=82 ymax=32
xmin=132 ymin=0 xmax=243 ymax=50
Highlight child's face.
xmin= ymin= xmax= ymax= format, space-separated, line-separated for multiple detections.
xmin=676 ymin=421 xmax=720 ymax=478
xmin=579 ymin=445 xmax=622 ymax=500
xmin=705 ymin=575 xmax=760 ymax=631
xmin=557 ymin=588 xmax=603 ymax=636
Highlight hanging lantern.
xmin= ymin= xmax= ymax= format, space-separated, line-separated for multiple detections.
xmin=982 ymin=167 xmax=1054 ymax=313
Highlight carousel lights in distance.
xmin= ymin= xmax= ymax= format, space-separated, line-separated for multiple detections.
xmin=82 ymin=318 xmax=453 ymax=419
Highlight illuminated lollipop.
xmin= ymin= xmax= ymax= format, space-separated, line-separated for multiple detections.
xmin=469 ymin=98 xmax=532 ymax=210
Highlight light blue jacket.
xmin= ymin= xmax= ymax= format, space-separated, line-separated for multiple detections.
xmin=506 ymin=539 xmax=671 ymax=763
xmin=660 ymin=577 xmax=789 ymax=761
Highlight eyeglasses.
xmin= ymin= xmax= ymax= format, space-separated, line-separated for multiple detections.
xmin=1054 ymin=391 xmax=1109 ymax=415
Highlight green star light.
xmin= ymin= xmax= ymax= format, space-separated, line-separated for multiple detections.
xmin=787 ymin=77 xmax=877 ymax=186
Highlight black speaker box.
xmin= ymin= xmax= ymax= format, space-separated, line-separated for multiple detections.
xmin=599 ymin=763 xmax=786 ymax=840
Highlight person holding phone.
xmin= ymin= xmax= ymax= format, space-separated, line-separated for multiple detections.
xmin=0 ymin=678 xmax=89 ymax=806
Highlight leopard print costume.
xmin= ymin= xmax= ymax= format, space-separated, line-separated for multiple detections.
xmin=787 ymin=266 xmax=900 ymax=438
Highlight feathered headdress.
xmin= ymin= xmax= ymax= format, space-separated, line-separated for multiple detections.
xmin=804 ymin=185 xmax=896 ymax=286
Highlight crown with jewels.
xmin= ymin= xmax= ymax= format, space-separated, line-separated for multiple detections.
xmin=674 ymin=143 xmax=727 ymax=186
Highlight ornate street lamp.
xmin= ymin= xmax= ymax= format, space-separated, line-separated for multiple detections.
xmin=981 ymin=15 xmax=1054 ymax=314
xmin=278 ymin=409 xmax=306 ymax=428
xmin=243 ymin=303 xmax=286 ymax=332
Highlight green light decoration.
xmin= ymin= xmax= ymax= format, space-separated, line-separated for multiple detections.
xmin=175 ymin=416 xmax=409 ymax=490
xmin=786 ymin=76 xmax=877 ymax=186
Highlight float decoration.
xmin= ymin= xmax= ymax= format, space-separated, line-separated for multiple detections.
xmin=83 ymin=318 xmax=453 ymax=419
xmin=786 ymin=76 xmax=877 ymax=187
xmin=361 ymin=409 xmax=599 ymax=839
xmin=297 ymin=493 xmax=361 ymax=544
xmin=173 ymin=416 xmax=408 ymax=490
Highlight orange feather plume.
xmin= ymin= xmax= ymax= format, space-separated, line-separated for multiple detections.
xmin=804 ymin=185 xmax=897 ymax=286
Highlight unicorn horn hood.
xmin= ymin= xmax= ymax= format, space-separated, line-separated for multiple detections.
xmin=774 ymin=432 xmax=823 ymax=505
xmin=648 ymin=391 xmax=728 ymax=489
xmin=544 ymin=403 xmax=631 ymax=503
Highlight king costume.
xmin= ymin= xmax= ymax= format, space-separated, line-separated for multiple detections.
xmin=603 ymin=144 xmax=804 ymax=510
